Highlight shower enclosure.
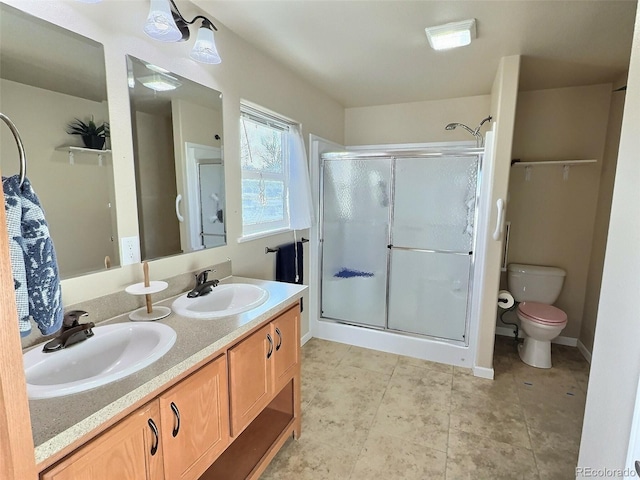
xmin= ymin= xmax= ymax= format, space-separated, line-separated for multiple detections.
xmin=320 ymin=147 xmax=482 ymax=345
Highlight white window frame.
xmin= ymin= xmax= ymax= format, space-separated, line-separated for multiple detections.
xmin=239 ymin=103 xmax=293 ymax=240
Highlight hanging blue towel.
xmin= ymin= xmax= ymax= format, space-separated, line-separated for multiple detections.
xmin=276 ymin=242 xmax=303 ymax=285
xmin=276 ymin=241 xmax=304 ymax=311
xmin=3 ymin=175 xmax=63 ymax=336
xmin=3 ymin=175 xmax=29 ymax=335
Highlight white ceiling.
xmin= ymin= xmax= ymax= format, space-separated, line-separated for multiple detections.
xmin=195 ymin=0 xmax=637 ymax=107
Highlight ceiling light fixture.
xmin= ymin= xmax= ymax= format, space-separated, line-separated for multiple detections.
xmin=425 ymin=19 xmax=476 ymax=51
xmin=139 ymin=74 xmax=182 ymax=92
xmin=144 ymin=0 xmax=221 ymax=65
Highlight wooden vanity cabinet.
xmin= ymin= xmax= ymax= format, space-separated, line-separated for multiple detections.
xmin=159 ymin=354 xmax=229 ymax=480
xmin=41 ymin=401 xmax=164 ymax=480
xmin=228 ymin=304 xmax=300 ymax=437
xmin=39 ymin=302 xmax=301 ymax=480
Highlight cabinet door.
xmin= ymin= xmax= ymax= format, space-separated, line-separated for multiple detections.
xmin=272 ymin=305 xmax=300 ymax=391
xmin=159 ymin=355 xmax=229 ymax=480
xmin=228 ymin=323 xmax=273 ymax=437
xmin=41 ymin=401 xmax=163 ymax=480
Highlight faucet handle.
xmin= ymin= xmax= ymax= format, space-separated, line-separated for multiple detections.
xmin=63 ymin=310 xmax=88 ymax=329
xmin=195 ymin=269 xmax=216 ymax=285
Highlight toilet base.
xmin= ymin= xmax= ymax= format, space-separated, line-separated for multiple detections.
xmin=518 ymin=337 xmax=552 ymax=369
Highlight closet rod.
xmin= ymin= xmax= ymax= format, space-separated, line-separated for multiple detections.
xmin=265 ymin=238 xmax=309 ymax=254
xmin=0 ymin=113 xmax=26 ymax=187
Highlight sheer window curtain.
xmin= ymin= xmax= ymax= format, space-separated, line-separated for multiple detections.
xmin=288 ymin=125 xmax=314 ymax=285
xmin=288 ymin=124 xmax=314 ymax=231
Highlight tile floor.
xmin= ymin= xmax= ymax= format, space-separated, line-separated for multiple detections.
xmin=260 ymin=335 xmax=590 ymax=480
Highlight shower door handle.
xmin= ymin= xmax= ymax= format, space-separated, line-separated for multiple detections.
xmin=492 ymin=198 xmax=505 ymax=241
xmin=175 ymin=194 xmax=184 ymax=223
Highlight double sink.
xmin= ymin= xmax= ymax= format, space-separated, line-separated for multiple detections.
xmin=23 ymin=283 xmax=269 ymax=399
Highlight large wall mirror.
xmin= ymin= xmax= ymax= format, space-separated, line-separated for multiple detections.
xmin=126 ymin=55 xmax=225 ymax=261
xmin=0 ymin=3 xmax=118 ymax=279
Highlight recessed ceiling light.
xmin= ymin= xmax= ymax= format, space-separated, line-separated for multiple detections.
xmin=425 ymin=19 xmax=476 ymax=51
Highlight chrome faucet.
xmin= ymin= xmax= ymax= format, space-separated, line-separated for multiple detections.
xmin=42 ymin=310 xmax=95 ymax=353
xmin=187 ymin=269 xmax=219 ymax=298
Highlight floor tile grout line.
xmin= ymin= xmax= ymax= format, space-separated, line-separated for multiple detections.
xmin=346 ymin=357 xmax=399 ymax=480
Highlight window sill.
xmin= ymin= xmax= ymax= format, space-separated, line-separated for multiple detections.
xmin=237 ymin=228 xmax=292 ymax=244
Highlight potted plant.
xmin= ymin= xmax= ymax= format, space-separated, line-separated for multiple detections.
xmin=66 ymin=116 xmax=110 ymax=150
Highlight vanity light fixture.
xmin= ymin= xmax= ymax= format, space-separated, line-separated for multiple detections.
xmin=144 ymin=0 xmax=222 ymax=64
xmin=425 ymin=18 xmax=476 ymax=51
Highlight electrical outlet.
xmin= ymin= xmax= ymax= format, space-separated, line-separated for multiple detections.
xmin=120 ymin=236 xmax=141 ymax=266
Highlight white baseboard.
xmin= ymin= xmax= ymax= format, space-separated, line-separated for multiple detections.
xmin=577 ymin=339 xmax=592 ymax=364
xmin=473 ymin=366 xmax=495 ymax=380
xmin=553 ymin=335 xmax=578 ymax=347
xmin=300 ymin=331 xmax=313 ymax=347
xmin=495 ymin=327 xmax=577 ymax=347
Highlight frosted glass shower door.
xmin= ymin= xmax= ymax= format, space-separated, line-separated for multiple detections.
xmin=388 ymin=156 xmax=479 ymax=341
xmin=388 ymin=250 xmax=471 ymax=340
xmin=392 ymin=156 xmax=479 ymax=252
xmin=321 ymin=158 xmax=391 ymax=327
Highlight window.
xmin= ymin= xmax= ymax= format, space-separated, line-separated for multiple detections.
xmin=240 ymin=104 xmax=313 ymax=239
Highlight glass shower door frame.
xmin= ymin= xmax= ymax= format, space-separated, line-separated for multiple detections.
xmin=319 ymin=156 xmax=393 ymax=328
xmin=319 ymin=149 xmax=484 ymax=347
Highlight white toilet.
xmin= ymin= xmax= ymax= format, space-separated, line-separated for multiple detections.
xmin=507 ymin=263 xmax=568 ymax=369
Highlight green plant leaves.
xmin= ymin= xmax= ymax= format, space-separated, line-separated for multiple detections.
xmin=66 ymin=117 xmax=110 ymax=137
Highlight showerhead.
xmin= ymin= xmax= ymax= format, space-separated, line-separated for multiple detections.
xmin=444 ymin=116 xmax=492 ymax=147
xmin=445 ymin=122 xmax=476 ymax=136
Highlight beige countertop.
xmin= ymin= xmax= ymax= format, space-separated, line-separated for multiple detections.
xmin=29 ymin=276 xmax=307 ymax=466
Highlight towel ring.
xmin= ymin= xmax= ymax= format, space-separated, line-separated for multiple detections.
xmin=0 ymin=113 xmax=26 ymax=187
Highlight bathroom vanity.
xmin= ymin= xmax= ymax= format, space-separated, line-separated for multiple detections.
xmin=29 ymin=278 xmax=305 ymax=480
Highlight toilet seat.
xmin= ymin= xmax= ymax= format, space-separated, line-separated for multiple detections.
xmin=518 ymin=302 xmax=567 ymax=326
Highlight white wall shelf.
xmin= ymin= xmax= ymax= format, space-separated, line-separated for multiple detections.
xmin=55 ymin=146 xmax=111 ymax=166
xmin=511 ymin=159 xmax=597 ymax=181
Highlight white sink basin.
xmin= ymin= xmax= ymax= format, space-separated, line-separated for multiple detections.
xmin=24 ymin=322 xmax=176 ymax=400
xmin=172 ymin=283 xmax=269 ymax=319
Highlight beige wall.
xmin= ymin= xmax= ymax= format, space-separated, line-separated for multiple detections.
xmin=579 ymin=86 xmax=626 ymax=353
xmin=134 ymin=110 xmax=180 ymax=260
xmin=503 ymin=84 xmax=612 ymax=340
xmin=344 ymin=94 xmax=491 ymax=145
xmin=0 ymin=79 xmax=116 ymax=278
xmin=474 ymin=55 xmax=521 ymax=371
xmin=578 ymin=6 xmax=640 ymax=470
xmin=5 ymin=0 xmax=345 ymax=341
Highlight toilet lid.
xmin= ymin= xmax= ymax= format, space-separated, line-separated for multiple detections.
xmin=518 ymin=302 xmax=567 ymax=325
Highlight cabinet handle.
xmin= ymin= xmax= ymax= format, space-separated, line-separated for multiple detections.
xmin=170 ymin=402 xmax=181 ymax=437
xmin=148 ymin=419 xmax=159 ymax=456
xmin=267 ymin=334 xmax=273 ymax=359
xmin=275 ymin=327 xmax=282 ymax=351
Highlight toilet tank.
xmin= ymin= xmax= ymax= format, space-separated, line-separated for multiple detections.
xmin=507 ymin=264 xmax=566 ymax=304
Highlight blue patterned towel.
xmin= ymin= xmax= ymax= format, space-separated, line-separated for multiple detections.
xmin=3 ymin=175 xmax=29 ymax=335
xmin=3 ymin=175 xmax=63 ymax=336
